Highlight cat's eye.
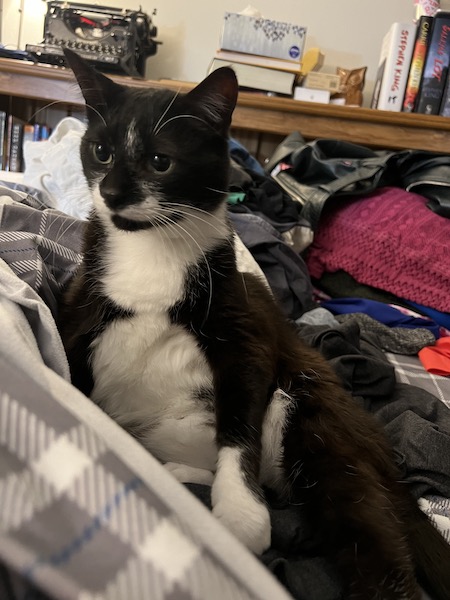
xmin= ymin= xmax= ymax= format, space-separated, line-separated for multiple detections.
xmin=93 ymin=143 xmax=113 ymax=165
xmin=150 ymin=153 xmax=171 ymax=172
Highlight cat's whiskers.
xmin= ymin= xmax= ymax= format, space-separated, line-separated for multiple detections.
xmin=148 ymin=212 xmax=179 ymax=259
xmin=204 ymin=185 xmax=231 ymax=194
xmin=158 ymin=204 xmax=239 ymax=269
xmin=240 ymin=270 xmax=249 ymax=303
xmin=28 ymin=100 xmax=75 ymax=125
xmin=154 ymin=213 xmax=214 ymax=326
xmin=82 ymin=102 xmax=107 ymax=128
xmin=51 ymin=213 xmax=85 ymax=255
xmin=156 ymin=206 xmax=235 ymax=286
xmin=156 ymin=217 xmax=213 ymax=312
xmin=151 ymin=88 xmax=182 ymax=135
xmin=157 ymin=206 xmax=254 ymax=306
xmin=153 ymin=114 xmax=209 ymax=137
xmin=167 ymin=202 xmax=231 ymax=238
xmin=155 ymin=204 xmax=229 ymax=248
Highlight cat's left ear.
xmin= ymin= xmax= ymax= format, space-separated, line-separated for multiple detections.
xmin=64 ymin=48 xmax=124 ymax=122
xmin=186 ymin=67 xmax=238 ymax=136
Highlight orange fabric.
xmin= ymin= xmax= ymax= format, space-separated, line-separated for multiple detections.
xmin=418 ymin=338 xmax=450 ymax=377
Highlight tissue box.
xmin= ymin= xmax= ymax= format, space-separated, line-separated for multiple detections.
xmin=220 ymin=12 xmax=307 ymax=61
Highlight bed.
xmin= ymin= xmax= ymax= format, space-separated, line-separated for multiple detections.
xmin=0 ymin=118 xmax=449 ymax=600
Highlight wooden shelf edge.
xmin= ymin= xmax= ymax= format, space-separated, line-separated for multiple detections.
xmin=1 ymin=57 xmax=450 ymax=153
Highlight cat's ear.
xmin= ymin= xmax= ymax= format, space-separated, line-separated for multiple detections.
xmin=186 ymin=67 xmax=238 ymax=135
xmin=64 ymin=48 xmax=124 ymax=122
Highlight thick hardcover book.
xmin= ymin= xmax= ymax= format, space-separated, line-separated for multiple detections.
xmin=3 ymin=114 xmax=13 ymax=171
xmin=370 ymin=22 xmax=417 ymax=111
xmin=9 ymin=121 xmax=24 ymax=172
xmin=416 ymin=11 xmax=450 ymax=114
xmin=402 ymin=15 xmax=434 ymax=112
xmin=208 ymin=58 xmax=297 ymax=95
xmin=0 ymin=111 xmax=7 ymax=170
xmin=214 ymin=49 xmax=302 ymax=73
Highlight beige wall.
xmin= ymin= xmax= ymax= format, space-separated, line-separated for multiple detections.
xmin=3 ymin=0 xmax=450 ymax=105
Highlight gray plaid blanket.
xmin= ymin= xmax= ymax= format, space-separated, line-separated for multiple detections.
xmin=0 ymin=185 xmax=292 ymax=600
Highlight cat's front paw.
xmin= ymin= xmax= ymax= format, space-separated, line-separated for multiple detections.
xmin=212 ymin=492 xmax=271 ymax=555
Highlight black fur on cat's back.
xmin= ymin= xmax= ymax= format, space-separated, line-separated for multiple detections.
xmin=58 ymin=49 xmax=450 ymax=600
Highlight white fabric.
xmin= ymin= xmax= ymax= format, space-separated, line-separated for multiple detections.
xmin=23 ymin=117 xmax=92 ymax=220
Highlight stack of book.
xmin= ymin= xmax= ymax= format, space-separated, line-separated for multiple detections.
xmin=209 ymin=50 xmax=302 ymax=96
xmin=0 ymin=111 xmax=50 ymax=173
xmin=371 ymin=11 xmax=450 ymax=116
xmin=208 ymin=12 xmax=307 ymax=96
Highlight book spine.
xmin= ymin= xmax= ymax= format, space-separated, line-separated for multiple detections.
xmin=33 ymin=123 xmax=41 ymax=141
xmin=22 ymin=124 xmax=34 ymax=145
xmin=0 ymin=111 xmax=7 ymax=170
xmin=376 ymin=23 xmax=417 ymax=111
xmin=21 ymin=124 xmax=35 ymax=170
xmin=439 ymin=69 xmax=450 ymax=115
xmin=371 ymin=61 xmax=385 ymax=109
xmin=416 ymin=15 xmax=450 ymax=114
xmin=4 ymin=114 xmax=13 ymax=171
xmin=40 ymin=124 xmax=50 ymax=140
xmin=402 ymin=15 xmax=434 ymax=112
xmin=9 ymin=122 xmax=24 ymax=172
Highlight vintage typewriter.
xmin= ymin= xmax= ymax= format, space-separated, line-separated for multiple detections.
xmin=26 ymin=1 xmax=159 ymax=77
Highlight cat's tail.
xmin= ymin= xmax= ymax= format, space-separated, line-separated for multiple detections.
xmin=404 ymin=496 xmax=450 ymax=600
xmin=280 ymin=376 xmax=422 ymax=599
xmin=277 ymin=332 xmax=450 ymax=599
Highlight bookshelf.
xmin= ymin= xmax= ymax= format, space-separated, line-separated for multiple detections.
xmin=1 ymin=57 xmax=450 ymax=166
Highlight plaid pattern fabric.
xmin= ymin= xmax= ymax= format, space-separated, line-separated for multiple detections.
xmin=386 ymin=352 xmax=450 ymax=410
xmin=0 ymin=183 xmax=83 ymax=317
xmin=0 ymin=364 xmax=275 ymax=600
xmin=386 ymin=352 xmax=450 ymax=545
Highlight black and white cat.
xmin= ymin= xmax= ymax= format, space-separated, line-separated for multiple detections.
xmin=59 ymin=49 xmax=450 ymax=600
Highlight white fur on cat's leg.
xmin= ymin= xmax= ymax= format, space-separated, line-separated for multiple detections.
xmin=211 ymin=446 xmax=271 ymax=555
xmin=164 ymin=462 xmax=214 ymax=485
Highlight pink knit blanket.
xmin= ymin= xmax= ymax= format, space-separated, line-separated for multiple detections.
xmin=306 ymin=186 xmax=450 ymax=312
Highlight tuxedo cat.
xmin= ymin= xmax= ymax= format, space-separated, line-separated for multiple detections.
xmin=59 ymin=49 xmax=450 ymax=600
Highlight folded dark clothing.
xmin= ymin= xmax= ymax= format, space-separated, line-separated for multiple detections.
xmin=336 ymin=312 xmax=436 ymax=355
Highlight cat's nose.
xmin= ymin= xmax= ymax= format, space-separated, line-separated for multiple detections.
xmin=100 ymin=169 xmax=132 ymax=210
xmin=101 ymin=186 xmax=128 ymax=210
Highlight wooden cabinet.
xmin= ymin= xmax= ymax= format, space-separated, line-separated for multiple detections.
xmin=2 ymin=57 xmax=450 ymax=167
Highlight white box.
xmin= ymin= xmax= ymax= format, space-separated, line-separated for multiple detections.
xmin=294 ymin=87 xmax=331 ymax=103
xmin=220 ymin=12 xmax=307 ymax=61
xmin=304 ymin=72 xmax=341 ymax=93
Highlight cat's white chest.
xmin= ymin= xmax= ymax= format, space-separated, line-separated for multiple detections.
xmin=95 ymin=198 xmax=229 ymax=313
xmin=101 ymin=227 xmax=190 ymax=311
xmin=88 ymin=211 xmax=232 ymax=471
xmin=90 ymin=312 xmax=217 ymax=470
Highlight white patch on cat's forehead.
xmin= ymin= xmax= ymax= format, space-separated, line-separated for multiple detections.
xmin=125 ymin=119 xmax=140 ymax=152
